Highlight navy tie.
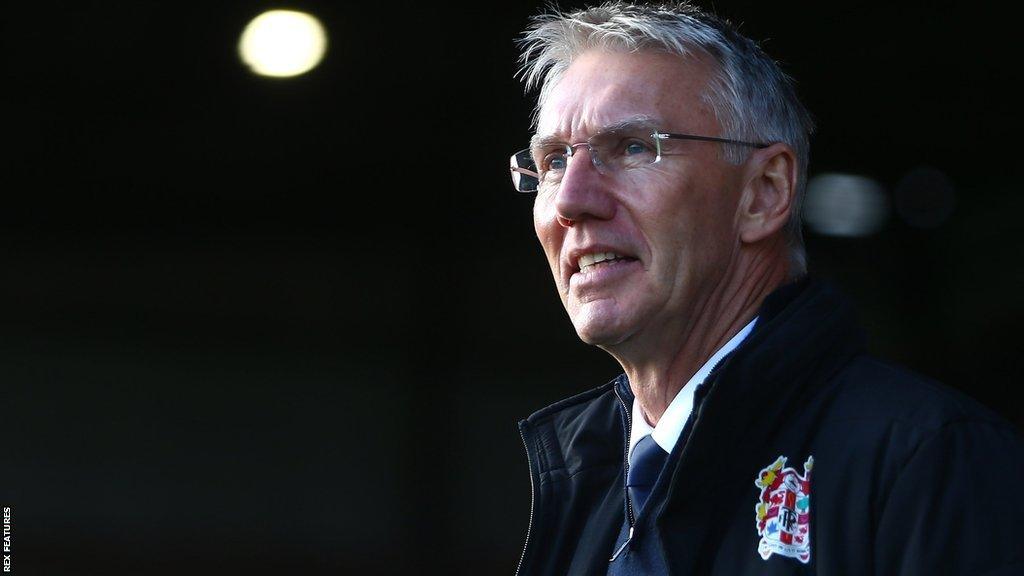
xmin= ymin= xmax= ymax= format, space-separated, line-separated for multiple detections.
xmin=627 ymin=434 xmax=669 ymax=514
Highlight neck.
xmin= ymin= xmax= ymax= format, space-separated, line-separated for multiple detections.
xmin=612 ymin=248 xmax=789 ymax=426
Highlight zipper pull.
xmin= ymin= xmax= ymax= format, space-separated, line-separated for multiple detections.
xmin=609 ymin=526 xmax=634 ymax=562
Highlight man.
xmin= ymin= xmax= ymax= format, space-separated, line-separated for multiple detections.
xmin=508 ymin=2 xmax=1024 ymax=575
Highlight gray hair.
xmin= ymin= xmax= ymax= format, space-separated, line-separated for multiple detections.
xmin=517 ymin=1 xmax=815 ymax=276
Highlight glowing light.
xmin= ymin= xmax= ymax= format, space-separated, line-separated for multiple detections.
xmin=238 ymin=10 xmax=327 ymax=78
xmin=803 ymin=173 xmax=888 ymax=237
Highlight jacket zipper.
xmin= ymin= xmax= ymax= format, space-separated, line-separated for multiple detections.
xmin=610 ymin=384 xmax=635 ymax=561
xmin=515 ymin=425 xmax=538 ymax=576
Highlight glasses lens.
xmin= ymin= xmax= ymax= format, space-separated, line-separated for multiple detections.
xmin=513 ymin=128 xmax=660 ymax=193
xmin=590 ymin=129 xmax=659 ymax=171
xmin=510 ymin=149 xmax=539 ymax=193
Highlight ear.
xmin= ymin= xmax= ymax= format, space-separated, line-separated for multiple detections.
xmin=737 ymin=142 xmax=798 ymax=244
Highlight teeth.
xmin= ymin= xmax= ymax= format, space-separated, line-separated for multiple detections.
xmin=578 ymin=252 xmax=624 ymax=271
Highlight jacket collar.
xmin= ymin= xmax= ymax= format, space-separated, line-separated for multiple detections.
xmin=652 ymin=277 xmax=866 ymax=523
xmin=522 ymin=277 xmax=866 ymax=487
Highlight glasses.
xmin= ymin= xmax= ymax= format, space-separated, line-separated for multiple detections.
xmin=509 ymin=127 xmax=769 ymax=193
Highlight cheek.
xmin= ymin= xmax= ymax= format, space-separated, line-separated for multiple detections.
xmin=626 ymin=172 xmax=726 ymax=283
xmin=623 ymin=172 xmax=698 ymax=252
xmin=532 ymin=196 xmax=549 ymax=235
xmin=533 ymin=198 xmax=553 ymax=244
xmin=533 ymin=199 xmax=563 ymax=270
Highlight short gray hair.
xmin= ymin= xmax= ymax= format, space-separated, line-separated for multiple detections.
xmin=517 ymin=1 xmax=815 ymax=276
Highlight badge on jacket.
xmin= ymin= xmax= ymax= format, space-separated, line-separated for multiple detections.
xmin=754 ymin=455 xmax=813 ymax=564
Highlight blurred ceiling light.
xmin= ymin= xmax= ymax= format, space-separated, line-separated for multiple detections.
xmin=238 ymin=10 xmax=327 ymax=78
xmin=803 ymin=173 xmax=889 ymax=237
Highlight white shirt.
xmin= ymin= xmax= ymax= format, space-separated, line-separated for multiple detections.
xmin=628 ymin=318 xmax=758 ymax=460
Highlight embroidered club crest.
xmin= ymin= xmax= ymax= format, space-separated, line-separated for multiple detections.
xmin=754 ymin=455 xmax=813 ymax=564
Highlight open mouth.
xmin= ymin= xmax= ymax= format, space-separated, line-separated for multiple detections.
xmin=576 ymin=252 xmax=639 ymax=274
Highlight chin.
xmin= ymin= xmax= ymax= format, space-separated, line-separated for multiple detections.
xmin=567 ymin=300 xmax=637 ymax=347
xmin=571 ymin=317 xmax=631 ymax=348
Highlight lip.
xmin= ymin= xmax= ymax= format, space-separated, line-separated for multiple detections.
xmin=569 ymin=257 xmax=642 ymax=293
xmin=563 ymin=244 xmax=640 ymax=288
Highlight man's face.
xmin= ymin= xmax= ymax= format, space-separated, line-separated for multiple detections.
xmin=533 ymin=49 xmax=746 ymax=350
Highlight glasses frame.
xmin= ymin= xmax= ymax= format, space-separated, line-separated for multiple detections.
xmin=510 ymin=130 xmax=770 ymax=193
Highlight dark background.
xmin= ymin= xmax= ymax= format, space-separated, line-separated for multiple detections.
xmin=2 ymin=1 xmax=1020 ymax=574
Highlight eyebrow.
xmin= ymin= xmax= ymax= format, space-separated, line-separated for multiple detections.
xmin=530 ymin=115 xmax=661 ymax=150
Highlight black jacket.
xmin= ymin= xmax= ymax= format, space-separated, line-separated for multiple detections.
xmin=515 ymin=279 xmax=1024 ymax=575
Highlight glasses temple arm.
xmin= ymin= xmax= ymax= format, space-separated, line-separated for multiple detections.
xmin=655 ymin=132 xmax=769 ymax=149
xmin=511 ymin=166 xmax=540 ymax=178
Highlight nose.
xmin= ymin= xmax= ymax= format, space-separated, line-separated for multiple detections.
xmin=554 ymin=145 xmax=616 ymax=227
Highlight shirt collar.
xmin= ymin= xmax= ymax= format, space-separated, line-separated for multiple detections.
xmin=628 ymin=317 xmax=759 ymax=459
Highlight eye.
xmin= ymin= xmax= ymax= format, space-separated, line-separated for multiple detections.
xmin=624 ymin=140 xmax=651 ymax=155
xmin=543 ymin=152 xmax=568 ymax=172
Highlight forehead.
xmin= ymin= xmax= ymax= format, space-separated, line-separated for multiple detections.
xmin=536 ymin=49 xmax=718 ymax=141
